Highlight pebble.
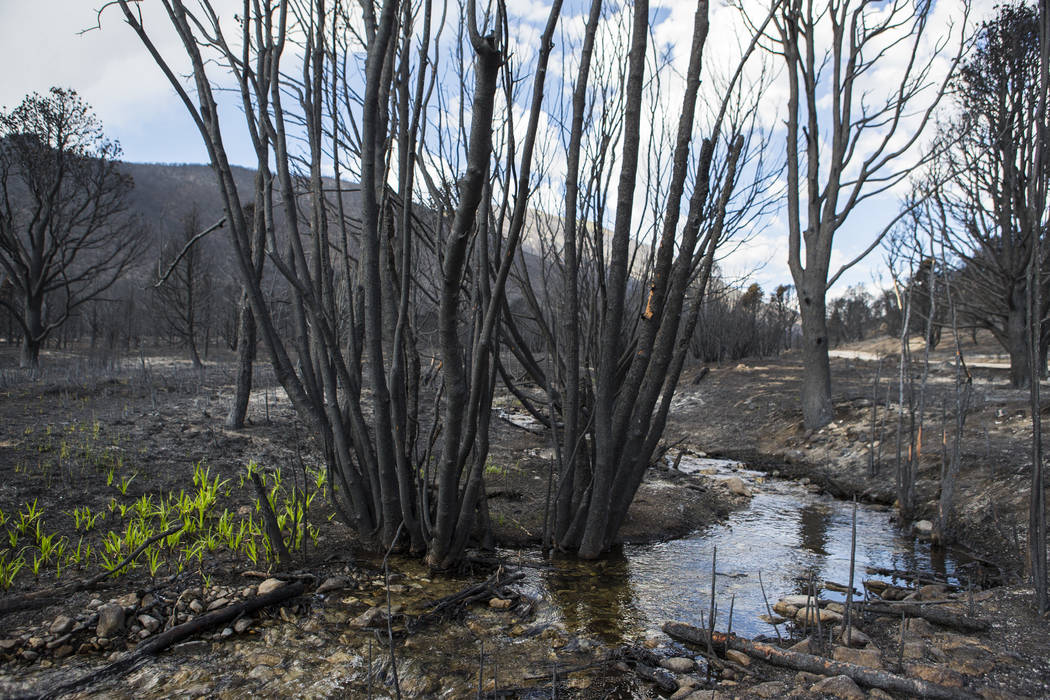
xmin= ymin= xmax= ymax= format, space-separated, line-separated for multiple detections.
xmin=50 ymin=615 xmax=74 ymax=636
xmin=234 ymin=617 xmax=254 ymax=634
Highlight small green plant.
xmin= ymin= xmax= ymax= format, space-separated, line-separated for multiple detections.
xmin=117 ymin=473 xmax=136 ymax=495
xmin=0 ymin=552 xmax=25 ymax=589
xmin=145 ymin=545 xmax=163 ymax=577
xmin=71 ymin=505 xmax=103 ymax=532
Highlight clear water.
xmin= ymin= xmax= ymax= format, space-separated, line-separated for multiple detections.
xmin=514 ymin=457 xmax=968 ymax=643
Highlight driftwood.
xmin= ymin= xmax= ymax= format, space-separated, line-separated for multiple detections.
xmin=613 ymin=645 xmax=679 ymax=692
xmin=856 ymin=601 xmax=989 ymax=632
xmin=0 ymin=525 xmax=184 ymax=616
xmin=28 ymin=581 xmax=306 ymax=700
xmin=663 ymin=621 xmax=979 ymax=700
xmin=865 ymin=565 xmax=955 ymax=588
xmin=411 ymin=569 xmax=526 ymax=628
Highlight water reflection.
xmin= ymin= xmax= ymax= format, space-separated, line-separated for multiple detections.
xmin=798 ymin=503 xmax=832 ymax=555
xmin=532 ymin=458 xmax=971 ymax=643
xmin=545 ymin=550 xmax=642 ymax=643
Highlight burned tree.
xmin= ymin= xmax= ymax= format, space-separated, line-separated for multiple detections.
xmin=152 ymin=208 xmax=214 ymax=368
xmin=112 ymin=0 xmax=560 ymax=567
xmin=750 ymin=0 xmax=971 ymax=429
xmin=501 ymin=0 xmax=780 ymax=558
xmin=0 ymin=88 xmax=140 ymax=368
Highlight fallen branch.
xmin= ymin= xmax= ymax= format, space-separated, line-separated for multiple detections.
xmin=411 ymin=569 xmax=525 ymax=628
xmin=663 ymin=621 xmax=979 ymax=700
xmin=855 ymin=602 xmax=988 ymax=633
xmin=29 ymin=581 xmax=305 ymax=700
xmin=0 ymin=525 xmax=184 ymax=616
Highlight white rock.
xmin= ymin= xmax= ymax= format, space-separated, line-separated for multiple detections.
xmin=257 ymin=578 xmax=285 ymax=596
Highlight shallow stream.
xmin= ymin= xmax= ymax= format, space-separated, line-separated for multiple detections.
xmin=523 ymin=455 xmax=969 ymax=643
xmin=10 ymin=456 xmax=972 ymax=698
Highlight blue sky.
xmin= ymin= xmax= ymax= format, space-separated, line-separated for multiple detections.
xmin=0 ymin=0 xmax=999 ymax=300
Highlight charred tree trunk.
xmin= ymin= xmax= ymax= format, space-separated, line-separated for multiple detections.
xmin=798 ymin=289 xmax=834 ymax=429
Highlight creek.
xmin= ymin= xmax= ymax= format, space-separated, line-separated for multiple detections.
xmin=8 ymin=456 xmax=972 ymax=698
xmin=526 ymin=455 xmax=970 ymax=643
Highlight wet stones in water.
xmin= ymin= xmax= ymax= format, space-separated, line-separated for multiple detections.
xmin=724 ymin=477 xmax=752 ymax=497
xmin=350 ymin=606 xmax=386 ymax=628
xmin=913 ymin=519 xmax=934 ymax=537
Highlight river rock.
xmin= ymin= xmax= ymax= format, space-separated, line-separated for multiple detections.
xmin=234 ymin=617 xmax=254 ymax=634
xmin=879 ymin=585 xmax=912 ymax=601
xmin=836 ymin=625 xmax=873 ymax=648
xmin=751 ymin=681 xmax=788 ymax=698
xmin=913 ymin=520 xmax=934 ymax=537
xmin=725 ymin=477 xmax=752 ymax=497
xmin=904 ymin=663 xmax=964 ymax=687
xmin=780 ymin=594 xmax=822 ymax=607
xmin=96 ymin=603 xmax=126 ymax=639
xmin=257 ymin=578 xmax=286 ymax=596
xmin=794 ymin=606 xmax=842 ymax=624
xmin=918 ymin=584 xmax=949 ymax=600
xmin=137 ymin=615 xmax=161 ymax=633
xmin=50 ymin=615 xmax=74 ymax=636
xmin=902 ymin=617 xmax=937 ymax=639
xmin=316 ymin=576 xmax=350 ymax=594
xmin=489 ymin=597 xmax=512 ymax=609
xmin=725 ymin=649 xmax=750 ymax=666
xmin=350 ymin=606 xmax=386 ymax=628
xmin=660 ymin=656 xmax=695 ymax=673
xmin=189 ymin=599 xmax=204 ymax=614
xmin=831 ymin=644 xmax=881 ymax=669
xmin=53 ymin=644 xmax=74 ymax=659
xmin=245 ymin=650 xmax=283 ymax=667
xmin=903 ymin=640 xmax=925 ymax=659
xmin=811 ymin=674 xmax=865 ymax=700
xmin=773 ymin=601 xmax=799 ymax=617
xmin=207 ymin=597 xmax=231 ymax=611
xmin=0 ymin=639 xmax=19 ymax=652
